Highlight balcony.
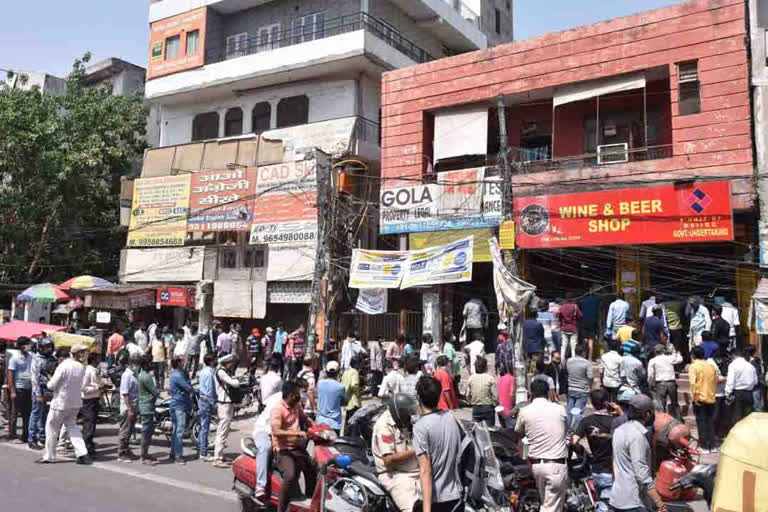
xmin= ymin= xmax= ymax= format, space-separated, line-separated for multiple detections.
xmin=516 ymin=144 xmax=674 ymax=173
xmin=386 ymin=0 xmax=487 ymax=50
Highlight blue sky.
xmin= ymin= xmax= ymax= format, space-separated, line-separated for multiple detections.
xmin=1 ymin=0 xmax=680 ymax=77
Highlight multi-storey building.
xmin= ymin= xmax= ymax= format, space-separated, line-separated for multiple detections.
xmin=379 ymin=0 xmax=757 ymax=343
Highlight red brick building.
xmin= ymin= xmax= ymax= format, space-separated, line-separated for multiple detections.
xmin=379 ymin=0 xmax=756 ymax=339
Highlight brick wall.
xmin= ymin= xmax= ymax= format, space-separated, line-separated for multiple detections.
xmin=380 ymin=0 xmax=754 ymax=210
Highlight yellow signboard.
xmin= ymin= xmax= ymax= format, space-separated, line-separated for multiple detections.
xmin=499 ymin=220 xmax=515 ymax=249
xmin=409 ymin=228 xmax=493 ymax=262
xmin=127 ymin=175 xmax=191 ymax=248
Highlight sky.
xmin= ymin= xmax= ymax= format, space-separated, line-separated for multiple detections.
xmin=1 ymin=0 xmax=681 ymax=78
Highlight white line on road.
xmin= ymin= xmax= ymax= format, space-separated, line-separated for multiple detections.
xmin=2 ymin=442 xmax=236 ymax=502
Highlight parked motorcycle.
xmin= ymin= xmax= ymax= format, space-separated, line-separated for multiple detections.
xmin=154 ymin=389 xmax=218 ymax=447
xmin=233 ymin=372 xmax=260 ymax=416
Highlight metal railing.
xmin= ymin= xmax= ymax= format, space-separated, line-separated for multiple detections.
xmin=517 ymin=144 xmax=673 ymax=173
xmin=206 ymin=12 xmax=433 ymax=65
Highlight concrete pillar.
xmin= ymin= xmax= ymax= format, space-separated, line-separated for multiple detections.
xmin=269 ymin=99 xmax=279 ymax=129
xmin=242 ymin=101 xmax=254 ymax=134
xmin=217 ymin=108 xmax=227 ymax=138
xmin=360 ymin=0 xmax=369 ymax=14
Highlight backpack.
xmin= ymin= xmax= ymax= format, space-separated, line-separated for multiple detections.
xmin=216 ymin=368 xmax=245 ymax=404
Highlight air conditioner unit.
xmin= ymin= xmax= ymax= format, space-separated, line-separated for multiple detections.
xmin=597 ymin=143 xmax=629 ymax=164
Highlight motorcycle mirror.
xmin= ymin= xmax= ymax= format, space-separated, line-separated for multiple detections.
xmin=335 ymin=454 xmax=353 ymax=469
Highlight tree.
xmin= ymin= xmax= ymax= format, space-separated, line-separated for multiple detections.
xmin=0 ymin=53 xmax=148 ymax=285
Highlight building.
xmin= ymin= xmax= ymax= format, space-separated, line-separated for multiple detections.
xmin=379 ymin=0 xmax=757 ymax=343
xmin=119 ymin=0 xmax=511 ymax=335
xmin=2 ymin=70 xmax=66 ymax=96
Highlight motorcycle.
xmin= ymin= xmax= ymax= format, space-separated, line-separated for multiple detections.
xmin=154 ymin=389 xmax=218 ymax=447
xmin=234 ymin=372 xmax=260 ymax=416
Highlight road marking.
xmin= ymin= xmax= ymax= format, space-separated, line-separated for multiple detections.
xmin=1 ymin=442 xmax=236 ymax=501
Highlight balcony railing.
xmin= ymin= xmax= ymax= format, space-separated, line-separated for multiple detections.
xmin=516 ymin=144 xmax=673 ymax=173
xmin=353 ymin=117 xmax=381 ymax=146
xmin=206 ymin=12 xmax=434 ymax=66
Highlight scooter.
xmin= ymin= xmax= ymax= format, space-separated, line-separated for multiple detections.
xmin=656 ymin=442 xmax=716 ymax=511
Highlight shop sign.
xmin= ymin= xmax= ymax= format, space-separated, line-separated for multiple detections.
xmin=147 ymin=7 xmax=207 ymax=80
xmin=268 ymin=282 xmax=312 ymax=304
xmin=156 ymin=287 xmax=188 ymax=307
xmin=514 ymin=181 xmax=733 ymax=249
xmin=379 ymin=168 xmax=501 ymax=234
xmin=88 ymin=290 xmax=156 ymax=310
xmin=127 ymin=175 xmax=191 ymax=248
xmin=188 ymin=168 xmax=257 ymax=232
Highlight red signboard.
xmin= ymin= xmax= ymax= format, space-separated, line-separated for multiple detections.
xmin=188 ymin=168 xmax=257 ymax=232
xmin=514 ymin=181 xmax=733 ymax=249
xmin=147 ymin=7 xmax=207 ymax=80
xmin=156 ymin=287 xmax=189 ymax=307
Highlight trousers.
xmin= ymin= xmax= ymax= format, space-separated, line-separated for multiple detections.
xmin=28 ymin=394 xmax=48 ymax=442
xmin=532 ymin=462 xmax=568 ymax=512
xmin=170 ymin=406 xmax=187 ymax=460
xmin=730 ymin=389 xmax=754 ymax=426
xmin=253 ymin=431 xmax=272 ymax=489
xmin=185 ymin=355 xmax=200 ymax=380
xmin=44 ymin=408 xmax=87 ymax=461
xmin=566 ymin=392 xmax=588 ymax=430
xmin=214 ymin=403 xmax=233 ymax=461
xmin=153 ymin=362 xmax=166 ymax=389
xmin=11 ymin=388 xmax=32 ymax=442
xmin=472 ymin=404 xmax=496 ymax=427
xmin=198 ymin=397 xmax=214 ymax=456
xmin=276 ymin=449 xmax=317 ymax=512
xmin=80 ymin=398 xmax=100 ymax=454
xmin=140 ymin=414 xmax=154 ymax=459
xmin=118 ymin=409 xmax=137 ymax=454
xmin=693 ymin=403 xmax=716 ymax=450
xmin=560 ymin=332 xmax=578 ymax=360
xmin=652 ymin=381 xmax=680 ymax=419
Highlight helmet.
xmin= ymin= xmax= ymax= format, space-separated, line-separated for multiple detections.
xmin=219 ymin=353 xmax=240 ymax=367
xmin=38 ymin=337 xmax=55 ymax=355
xmin=388 ymin=393 xmax=419 ymax=430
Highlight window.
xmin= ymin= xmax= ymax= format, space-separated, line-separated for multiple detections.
xmin=506 ymin=0 xmax=511 ymax=10
xmin=165 ymin=35 xmax=181 ymax=60
xmin=678 ymin=61 xmax=701 ymax=116
xmin=257 ymin=23 xmax=280 ymax=52
xmin=292 ymin=12 xmax=325 ymax=44
xmin=495 ymin=9 xmax=501 ymax=35
xmin=220 ymin=248 xmax=238 ymax=269
xmin=276 ymin=95 xmax=309 ymax=128
xmin=252 ymin=102 xmax=271 ymax=134
xmin=245 ymin=247 xmax=266 ymax=268
xmin=224 ymin=107 xmax=243 ymax=137
xmin=192 ymin=112 xmax=219 ymax=141
xmin=226 ymin=32 xmax=249 ymax=59
xmin=186 ymin=30 xmax=200 ymax=54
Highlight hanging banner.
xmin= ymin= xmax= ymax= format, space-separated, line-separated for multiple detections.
xmin=514 ymin=181 xmax=733 ymax=249
xmin=437 ymin=168 xmax=483 ymax=217
xmin=156 ymin=287 xmax=189 ymax=307
xmin=127 ymin=175 xmax=191 ymax=248
xmin=409 ymin=228 xmax=493 ymax=262
xmin=356 ymin=288 xmax=388 ymax=315
xmin=349 ymin=249 xmax=409 ymax=289
xmin=400 ymin=236 xmax=474 ymax=289
xmin=188 ymin=168 xmax=257 ymax=231
xmin=489 ymin=237 xmax=536 ymax=327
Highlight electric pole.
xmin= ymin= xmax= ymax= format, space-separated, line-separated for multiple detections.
xmin=308 ymin=150 xmax=331 ymax=357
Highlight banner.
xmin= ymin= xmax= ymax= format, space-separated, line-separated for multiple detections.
xmin=349 ymin=249 xmax=409 ymax=289
xmin=188 ymin=168 xmax=257 ymax=231
xmin=489 ymin=237 xmax=536 ymax=327
xmin=400 ymin=236 xmax=474 ymax=289
xmin=127 ymin=175 xmax=191 ymax=248
xmin=379 ymin=167 xmax=501 ymax=234
xmin=409 ymin=228 xmax=493 ymax=262
xmin=356 ymin=288 xmax=388 ymax=315
xmin=156 ymin=287 xmax=189 ymax=307
xmin=148 ymin=7 xmax=207 ymax=80
xmin=514 ymin=181 xmax=733 ymax=248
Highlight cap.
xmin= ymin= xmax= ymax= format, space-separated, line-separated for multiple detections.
xmin=326 ymin=361 xmax=339 ymax=373
xmin=266 ymin=327 xmax=274 ymax=333
xmin=252 ymin=328 xmax=261 ymax=336
xmin=71 ymin=343 xmax=88 ymax=354
xmin=629 ymin=394 xmax=655 ymax=413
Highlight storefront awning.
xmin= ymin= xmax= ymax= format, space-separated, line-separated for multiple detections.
xmin=553 ymin=72 xmax=646 ymax=107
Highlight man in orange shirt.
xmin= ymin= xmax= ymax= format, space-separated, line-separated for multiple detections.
xmin=433 ymin=356 xmax=456 ymax=410
xmin=270 ymin=380 xmax=316 ymax=512
xmin=107 ymin=327 xmax=125 ymax=369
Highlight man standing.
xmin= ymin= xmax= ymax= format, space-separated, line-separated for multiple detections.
xmin=746 ymin=345 xmax=764 ymax=412
xmin=433 ymin=356 xmax=457 ymax=410
xmin=340 ymin=332 xmax=365 ymax=373
xmin=710 ymin=305 xmax=731 ymax=351
xmin=37 ymin=344 xmax=91 ymax=465
xmin=413 ymin=377 xmax=463 ymax=512
xmin=137 ymin=354 xmax=160 ymax=465
xmin=522 ymin=309 xmax=545 ymax=365
xmin=274 ymin=323 xmax=287 ymax=375
xmin=565 ymin=344 xmax=593 ymax=430
xmin=213 ymin=354 xmax=241 ymax=468
xmin=80 ymin=352 xmax=104 ymax=457
xmin=399 ymin=356 xmax=422 ymax=401
xmin=372 ymin=393 xmax=421 ymax=512
xmin=169 ymin=357 xmax=193 ymax=464
xmin=467 ymin=357 xmax=497 ymax=424
xmin=197 ymin=354 xmax=217 ymax=461
xmin=463 ymin=297 xmax=487 ymax=341
xmin=28 ymin=338 xmax=55 ymax=450
xmin=133 ymin=322 xmax=148 ymax=354
xmin=464 ymin=332 xmax=487 ymax=376
xmin=216 ymin=325 xmax=233 ymax=358
xmin=246 ymin=328 xmax=262 ymax=373
xmin=370 ymin=336 xmax=384 ymax=396
xmin=688 ymin=298 xmax=712 ymax=347
xmin=571 ymin=389 xmax=615 ymax=512
xmin=184 ymin=325 xmax=202 ymax=380
xmin=118 ymin=353 xmax=141 ymax=462
xmin=261 ymin=327 xmax=275 ymax=365
xmin=150 ymin=328 xmax=169 ymax=389
xmin=515 ymin=380 xmax=568 ymax=512
xmin=609 ymin=395 xmax=667 ymax=512
xmin=600 ymin=340 xmax=623 ymax=402
xmin=557 ymin=293 xmax=583 ymax=360
xmin=106 ymin=327 xmax=124 ymax=370
xmin=647 ymin=345 xmax=683 ymax=418
xmin=341 ymin=356 xmax=361 ymax=434
xmin=689 ymin=346 xmax=718 ymax=453
xmin=378 ymin=360 xmax=404 ymax=401
xmin=643 ymin=306 xmax=668 ymax=353
xmin=316 ymin=361 xmax=346 ymax=433
xmin=270 ymin=381 xmax=315 ymax=512
xmin=725 ymin=346 xmax=758 ymax=425
xmin=664 ymin=299 xmax=686 ymax=364
xmin=718 ymin=298 xmax=741 ymax=351
xmin=7 ymin=336 xmax=33 ymax=443
xmin=620 ymin=345 xmax=646 ymax=395
xmin=606 ymin=293 xmax=631 ymax=339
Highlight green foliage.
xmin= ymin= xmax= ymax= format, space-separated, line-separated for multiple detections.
xmin=0 ymin=53 xmax=148 ymax=284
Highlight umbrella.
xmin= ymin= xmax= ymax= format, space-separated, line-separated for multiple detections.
xmin=17 ymin=283 xmax=69 ymax=303
xmin=60 ymin=275 xmax=113 ymax=290
xmin=0 ymin=320 xmax=67 ymax=342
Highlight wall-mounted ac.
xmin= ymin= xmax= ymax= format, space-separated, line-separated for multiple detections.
xmin=597 ymin=143 xmax=629 ymax=164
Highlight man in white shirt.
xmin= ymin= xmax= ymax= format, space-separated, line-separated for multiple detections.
xmin=213 ymin=354 xmax=241 ymax=468
xmin=600 ymin=340 xmax=623 ymax=402
xmin=717 ymin=299 xmax=740 ymax=349
xmin=340 ymin=332 xmax=365 ymax=372
xmin=378 ymin=361 xmax=404 ymax=400
xmin=725 ymin=346 xmax=758 ymax=425
xmin=464 ymin=332 xmax=486 ymax=375
xmin=647 ymin=344 xmax=683 ymax=419
xmin=37 ymin=344 xmax=90 ymax=465
xmin=133 ymin=323 xmax=148 ymax=353
xmin=251 ymin=391 xmax=283 ymax=502
xmin=260 ymin=359 xmax=283 ymax=403
xmin=463 ymin=298 xmax=487 ymax=340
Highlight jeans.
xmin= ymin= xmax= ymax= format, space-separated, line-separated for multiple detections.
xmin=170 ymin=406 xmax=186 ymax=460
xmin=692 ymin=403 xmax=716 ymax=450
xmin=560 ymin=332 xmax=578 ymax=360
xmin=472 ymin=404 xmax=496 ymax=427
xmin=566 ymin=392 xmax=588 ymax=430
xmin=592 ymin=472 xmax=613 ymax=512
xmin=551 ymin=331 xmax=562 ymax=353
xmin=107 ymin=354 xmax=115 ymax=369
xmin=153 ymin=362 xmax=166 ymax=389
xmin=198 ymin=397 xmax=214 ymax=456
xmin=81 ymin=398 xmax=100 ymax=455
xmin=28 ymin=394 xmax=48 ymax=442
xmin=140 ymin=414 xmax=154 ymax=459
xmin=754 ymin=386 xmax=764 ymax=412
xmin=253 ymin=431 xmax=272 ymax=489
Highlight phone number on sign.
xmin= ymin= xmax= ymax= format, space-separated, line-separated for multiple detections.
xmin=127 ymin=237 xmax=185 ymax=247
xmin=257 ymin=232 xmax=316 ymax=243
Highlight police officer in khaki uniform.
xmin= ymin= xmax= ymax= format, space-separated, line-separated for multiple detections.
xmin=372 ymin=393 xmax=421 ymax=512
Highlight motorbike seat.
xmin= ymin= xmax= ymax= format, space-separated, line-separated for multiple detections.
xmin=348 ymin=460 xmax=380 ymax=484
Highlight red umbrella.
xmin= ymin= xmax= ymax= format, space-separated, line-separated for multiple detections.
xmin=0 ymin=320 xmax=67 ymax=342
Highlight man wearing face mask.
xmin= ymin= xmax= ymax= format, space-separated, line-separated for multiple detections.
xmin=372 ymin=393 xmax=422 ymax=512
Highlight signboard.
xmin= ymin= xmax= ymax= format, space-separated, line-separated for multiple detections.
xmin=127 ymin=175 xmax=191 ymax=248
xmin=514 ymin=181 xmax=734 ymax=249
xmin=356 ymin=288 xmax=388 ymax=315
xmin=401 ymin=236 xmax=474 ymax=289
xmin=95 ymin=311 xmax=111 ymax=324
xmin=409 ymin=228 xmax=493 ymax=262
xmin=379 ymin=168 xmax=501 ymax=234
xmin=188 ymin=168 xmax=257 ymax=232
xmin=122 ymin=247 xmax=204 ymax=283
xmin=499 ymin=220 xmax=515 ymax=249
xmin=349 ymin=249 xmax=409 ymax=289
xmin=147 ymin=7 xmax=207 ymax=80
xmin=156 ymin=287 xmax=188 ymax=307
